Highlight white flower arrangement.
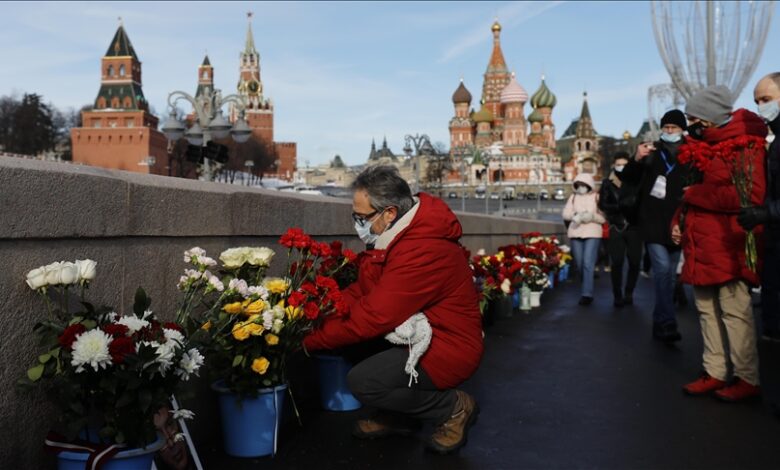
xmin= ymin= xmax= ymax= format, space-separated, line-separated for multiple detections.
xmin=70 ymin=329 xmax=113 ymax=373
xmin=219 ymin=246 xmax=275 ymax=269
xmin=25 ymin=259 xmax=97 ymax=290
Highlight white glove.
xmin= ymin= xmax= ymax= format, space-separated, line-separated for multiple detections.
xmin=580 ymin=211 xmax=594 ymax=224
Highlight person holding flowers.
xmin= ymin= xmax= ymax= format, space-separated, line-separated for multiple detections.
xmin=672 ymin=85 xmax=767 ymax=402
xmin=303 ymin=165 xmax=483 ymax=455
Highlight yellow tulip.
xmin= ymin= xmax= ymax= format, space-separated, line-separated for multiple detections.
xmin=285 ymin=305 xmax=303 ymax=320
xmin=251 ymin=357 xmax=270 ymax=375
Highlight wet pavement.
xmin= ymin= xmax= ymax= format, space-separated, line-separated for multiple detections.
xmin=202 ymin=273 xmax=780 ymax=470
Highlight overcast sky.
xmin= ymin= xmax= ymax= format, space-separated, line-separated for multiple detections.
xmin=1 ymin=1 xmax=778 ymax=166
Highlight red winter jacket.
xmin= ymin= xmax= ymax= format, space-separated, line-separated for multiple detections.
xmin=303 ymin=193 xmax=483 ymax=389
xmin=676 ymin=109 xmax=767 ymax=286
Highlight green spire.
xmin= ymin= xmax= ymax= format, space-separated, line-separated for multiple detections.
xmin=105 ymin=24 xmax=138 ymax=60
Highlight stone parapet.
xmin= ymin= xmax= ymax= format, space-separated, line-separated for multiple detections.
xmin=0 ymin=156 xmax=562 ymax=467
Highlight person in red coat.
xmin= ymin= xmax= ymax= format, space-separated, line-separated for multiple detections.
xmin=671 ymin=86 xmax=767 ymax=402
xmin=303 ymin=165 xmax=483 ymax=454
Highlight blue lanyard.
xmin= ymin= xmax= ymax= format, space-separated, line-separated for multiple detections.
xmin=659 ymin=150 xmax=676 ymax=176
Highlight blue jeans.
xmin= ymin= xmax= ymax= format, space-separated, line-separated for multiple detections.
xmin=571 ymin=238 xmax=600 ymax=298
xmin=646 ymin=243 xmax=681 ymax=326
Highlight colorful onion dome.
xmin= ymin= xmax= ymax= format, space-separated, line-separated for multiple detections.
xmin=500 ymin=73 xmax=528 ymax=104
xmin=528 ymin=108 xmax=544 ymax=123
xmin=530 ymin=76 xmax=557 ymax=109
xmin=472 ymin=105 xmax=494 ymax=123
xmin=452 ymin=79 xmax=473 ymax=104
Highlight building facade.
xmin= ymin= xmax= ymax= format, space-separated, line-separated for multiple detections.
xmin=71 ymin=24 xmax=168 ymax=175
xmin=446 ymin=21 xmax=563 ymax=189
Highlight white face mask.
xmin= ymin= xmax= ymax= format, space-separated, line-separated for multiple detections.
xmin=353 ymin=210 xmax=385 ymax=245
xmin=660 ymin=132 xmax=683 ymax=143
xmin=576 ymin=186 xmax=589 ymax=195
xmin=758 ymin=100 xmax=780 ymax=123
xmin=614 ymin=165 xmax=625 ymax=173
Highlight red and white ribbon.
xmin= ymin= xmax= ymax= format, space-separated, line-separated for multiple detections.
xmin=44 ymin=431 xmax=125 ymax=470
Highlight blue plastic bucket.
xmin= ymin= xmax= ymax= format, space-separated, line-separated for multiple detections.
xmin=548 ymin=272 xmax=556 ymax=289
xmin=57 ymin=435 xmax=163 ymax=470
xmin=212 ymin=381 xmax=287 ymax=457
xmin=314 ymin=354 xmax=362 ymax=411
xmin=512 ymin=290 xmax=520 ymax=309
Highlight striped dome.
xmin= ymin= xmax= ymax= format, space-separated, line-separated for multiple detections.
xmin=528 ymin=108 xmax=544 ymax=123
xmin=530 ymin=77 xmax=557 ymax=109
xmin=500 ymin=73 xmax=528 ymax=104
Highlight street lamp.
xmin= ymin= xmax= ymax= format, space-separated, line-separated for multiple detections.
xmin=161 ymin=88 xmax=251 ymax=181
xmin=244 ymin=159 xmax=255 ymax=186
xmin=454 ymin=145 xmax=475 ymax=212
xmin=403 ymin=133 xmax=434 ymax=194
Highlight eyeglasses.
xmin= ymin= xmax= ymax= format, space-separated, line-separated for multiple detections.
xmin=352 ymin=209 xmax=381 ymax=227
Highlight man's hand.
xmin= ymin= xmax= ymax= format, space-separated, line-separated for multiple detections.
xmin=671 ymin=224 xmax=682 ymax=245
xmin=635 ymin=142 xmax=655 ymax=161
xmin=737 ymin=206 xmax=769 ymax=231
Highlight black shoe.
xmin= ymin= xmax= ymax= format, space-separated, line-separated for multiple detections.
xmin=624 ymin=294 xmax=633 ymax=305
xmin=655 ymin=323 xmax=681 ymax=343
xmin=578 ymin=296 xmax=593 ymax=306
xmin=614 ymin=298 xmax=625 ymax=308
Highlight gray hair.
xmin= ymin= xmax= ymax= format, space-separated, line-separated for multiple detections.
xmin=351 ymin=165 xmax=415 ymax=217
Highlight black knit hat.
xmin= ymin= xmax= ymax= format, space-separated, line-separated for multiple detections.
xmin=660 ymin=109 xmax=687 ymax=131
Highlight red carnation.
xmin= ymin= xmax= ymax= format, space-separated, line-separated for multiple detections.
xmin=316 ymin=275 xmax=338 ymax=291
xmin=58 ymin=324 xmax=87 ymax=349
xmin=109 ymin=337 xmax=135 ymax=364
xmin=330 ymin=241 xmax=343 ymax=256
xmin=304 ymin=301 xmax=320 ymax=320
xmin=102 ymin=323 xmax=130 ymax=338
xmin=343 ymin=249 xmax=357 ymax=263
xmin=288 ymin=291 xmax=307 ymax=307
xmin=163 ymin=322 xmax=184 ymax=333
xmin=300 ymin=281 xmax=318 ymax=297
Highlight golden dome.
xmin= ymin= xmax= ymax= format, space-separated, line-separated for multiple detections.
xmin=622 ymin=130 xmax=632 ymax=140
xmin=492 ymin=20 xmax=501 ymax=32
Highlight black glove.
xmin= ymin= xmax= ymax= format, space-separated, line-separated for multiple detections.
xmin=737 ymin=206 xmax=769 ymax=231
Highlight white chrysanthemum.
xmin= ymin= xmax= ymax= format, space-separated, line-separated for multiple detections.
xmin=142 ymin=309 xmax=154 ymax=320
xmin=170 ymin=409 xmax=195 ymax=420
xmin=247 ymin=285 xmax=269 ymax=300
xmin=272 ymin=318 xmax=284 ymax=334
xmin=261 ymin=310 xmax=275 ymax=330
xmin=138 ymin=340 xmax=175 ymax=375
xmin=71 ymin=329 xmax=113 ymax=373
xmin=163 ymin=328 xmax=185 ymax=348
xmin=176 ymin=348 xmax=205 ymax=381
xmin=184 ymin=247 xmax=206 ymax=263
xmin=103 ymin=311 xmax=118 ymax=323
xmin=117 ymin=314 xmax=150 ymax=334
xmin=174 ymin=433 xmax=185 ymax=443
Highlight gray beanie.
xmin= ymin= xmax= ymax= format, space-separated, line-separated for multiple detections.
xmin=685 ymin=85 xmax=734 ymax=126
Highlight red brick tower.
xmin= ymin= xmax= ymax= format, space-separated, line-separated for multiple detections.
xmin=71 ymin=21 xmax=168 ymax=174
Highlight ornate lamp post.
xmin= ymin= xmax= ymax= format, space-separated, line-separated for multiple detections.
xmin=403 ymin=134 xmax=434 ymax=194
xmin=160 ymin=88 xmax=252 ymax=181
xmin=454 ymin=145 xmax=475 ymax=212
xmin=244 ymin=159 xmax=254 ymax=186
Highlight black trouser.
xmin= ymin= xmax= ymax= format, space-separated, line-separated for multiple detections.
xmin=607 ymin=226 xmax=642 ymax=299
xmin=762 ymin=237 xmax=780 ymax=336
xmin=347 ymin=347 xmax=456 ymax=425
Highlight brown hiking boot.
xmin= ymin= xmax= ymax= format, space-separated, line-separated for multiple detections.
xmin=427 ymin=390 xmax=479 ymax=454
xmin=352 ymin=412 xmax=419 ymax=439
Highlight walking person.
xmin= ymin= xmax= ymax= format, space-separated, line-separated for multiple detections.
xmin=562 ymin=173 xmax=606 ymax=306
xmin=621 ymin=110 xmax=691 ymax=342
xmin=738 ymin=72 xmax=780 ymax=342
xmin=304 ymin=165 xmax=483 ymax=453
xmin=599 ymin=152 xmax=642 ymax=307
xmin=674 ymin=86 xmax=766 ymax=401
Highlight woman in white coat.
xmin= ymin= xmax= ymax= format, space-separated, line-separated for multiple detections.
xmin=562 ymin=173 xmax=606 ymax=305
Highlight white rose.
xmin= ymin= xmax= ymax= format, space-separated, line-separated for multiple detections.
xmin=219 ymin=247 xmax=248 ymax=269
xmin=247 ymin=247 xmax=275 ymax=267
xmin=75 ymin=259 xmax=97 ymax=283
xmin=44 ymin=262 xmax=63 ymax=285
xmin=26 ymin=266 xmax=49 ymax=290
xmin=59 ymin=262 xmax=80 ymax=285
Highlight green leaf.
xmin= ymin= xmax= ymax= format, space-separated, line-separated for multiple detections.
xmin=50 ymin=347 xmax=61 ymax=358
xmin=38 ymin=353 xmax=51 ymax=364
xmin=81 ymin=320 xmax=97 ymax=330
xmin=133 ymin=288 xmax=151 ymax=316
xmin=27 ymin=364 xmax=45 ymax=382
xmin=116 ymin=391 xmax=134 ymax=408
xmin=232 ymin=355 xmax=244 ymax=367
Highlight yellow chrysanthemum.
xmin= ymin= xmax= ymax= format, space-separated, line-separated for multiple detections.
xmin=265 ymin=333 xmax=279 ymax=346
xmin=264 ymin=278 xmax=289 ymax=295
xmin=223 ymin=302 xmax=244 ymax=315
xmin=251 ymin=357 xmax=270 ymax=375
xmin=232 ymin=322 xmax=250 ymax=341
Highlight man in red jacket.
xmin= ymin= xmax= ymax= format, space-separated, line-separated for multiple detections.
xmin=303 ymin=165 xmax=483 ymax=454
xmin=672 ymin=85 xmax=767 ymax=402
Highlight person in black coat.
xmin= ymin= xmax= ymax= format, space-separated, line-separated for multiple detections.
xmin=599 ymin=152 xmax=642 ymax=307
xmin=620 ymin=110 xmax=692 ymax=342
xmin=739 ymin=73 xmax=780 ymax=342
